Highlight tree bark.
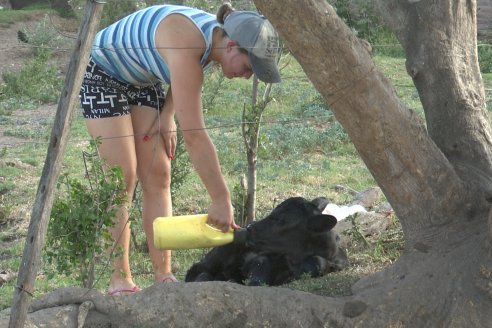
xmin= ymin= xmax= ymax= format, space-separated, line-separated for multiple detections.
xmin=241 ymin=78 xmax=273 ymax=225
xmin=242 ymin=77 xmax=261 ymax=225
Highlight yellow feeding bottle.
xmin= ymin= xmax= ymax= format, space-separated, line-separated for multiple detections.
xmin=153 ymin=214 xmax=247 ymax=250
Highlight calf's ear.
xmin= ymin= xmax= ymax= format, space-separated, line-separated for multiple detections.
xmin=306 ymin=214 xmax=337 ymax=232
xmin=311 ymin=197 xmax=329 ymax=211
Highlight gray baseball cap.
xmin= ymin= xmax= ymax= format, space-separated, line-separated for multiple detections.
xmin=223 ymin=11 xmax=281 ymax=83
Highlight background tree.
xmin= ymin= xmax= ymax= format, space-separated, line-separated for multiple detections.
xmin=240 ymin=77 xmax=273 ymax=224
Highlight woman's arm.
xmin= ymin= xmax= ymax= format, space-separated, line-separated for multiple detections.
xmin=156 ymin=15 xmax=238 ymax=231
xmin=171 ymin=61 xmax=236 ymax=232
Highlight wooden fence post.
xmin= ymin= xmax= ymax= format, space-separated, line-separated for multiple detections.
xmin=8 ymin=1 xmax=105 ymax=327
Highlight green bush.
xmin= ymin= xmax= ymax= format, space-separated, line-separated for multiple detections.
xmin=0 ymin=8 xmax=44 ymax=27
xmin=99 ymin=1 xmax=139 ymax=28
xmin=328 ymin=0 xmax=405 ymax=58
xmin=478 ymin=43 xmax=492 ymax=74
xmin=0 ymin=161 xmax=17 ymax=224
xmin=19 ymin=14 xmax=72 ymax=56
xmin=46 ymin=141 xmax=127 ymax=288
xmin=0 ymin=51 xmax=63 ymax=110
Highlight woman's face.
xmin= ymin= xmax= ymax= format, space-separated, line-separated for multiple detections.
xmin=221 ymin=42 xmax=254 ymax=79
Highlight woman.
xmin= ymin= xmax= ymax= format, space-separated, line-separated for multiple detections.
xmin=79 ymin=3 xmax=281 ymax=295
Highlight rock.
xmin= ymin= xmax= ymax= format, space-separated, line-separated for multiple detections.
xmin=350 ymin=187 xmax=382 ymax=209
xmin=334 ymin=211 xmax=392 ymax=248
xmin=0 ymin=269 xmax=15 ymax=286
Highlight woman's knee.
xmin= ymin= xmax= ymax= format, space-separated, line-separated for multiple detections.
xmin=138 ymin=166 xmax=171 ymax=193
xmin=100 ymin=159 xmax=138 ymax=197
xmin=123 ymin=170 xmax=139 ymax=194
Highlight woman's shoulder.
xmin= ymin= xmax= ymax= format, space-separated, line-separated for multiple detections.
xmin=156 ymin=8 xmax=218 ymax=52
xmin=154 ymin=18 xmax=209 ymax=70
xmin=149 ymin=4 xmax=216 ymax=23
xmin=158 ymin=15 xmax=206 ymax=44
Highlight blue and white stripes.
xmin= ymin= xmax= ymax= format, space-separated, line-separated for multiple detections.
xmin=91 ymin=5 xmax=220 ymax=86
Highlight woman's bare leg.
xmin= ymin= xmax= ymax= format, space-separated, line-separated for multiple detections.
xmin=131 ymin=106 xmax=175 ymax=282
xmin=85 ymin=115 xmax=139 ymax=292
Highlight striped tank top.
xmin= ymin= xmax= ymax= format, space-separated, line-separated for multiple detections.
xmin=91 ymin=5 xmax=220 ymax=86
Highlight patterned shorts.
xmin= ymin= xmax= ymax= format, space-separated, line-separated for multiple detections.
xmin=79 ymin=57 xmax=165 ymax=119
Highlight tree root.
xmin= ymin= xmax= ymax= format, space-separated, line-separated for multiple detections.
xmin=29 ymin=287 xmax=111 ymax=315
xmin=17 ymin=228 xmax=492 ymax=328
xmin=77 ymin=301 xmax=94 ymax=328
xmin=14 ymin=270 xmax=492 ymax=328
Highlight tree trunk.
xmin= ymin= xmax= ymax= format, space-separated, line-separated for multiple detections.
xmin=242 ymin=77 xmax=261 ymax=225
xmin=373 ymin=0 xmax=492 ymax=191
xmin=242 ymin=77 xmax=273 ymax=225
xmin=245 ymin=145 xmax=257 ymax=224
xmin=251 ymin=0 xmax=492 ymax=325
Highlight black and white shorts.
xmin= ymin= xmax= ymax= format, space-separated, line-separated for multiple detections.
xmin=79 ymin=57 xmax=165 ymax=119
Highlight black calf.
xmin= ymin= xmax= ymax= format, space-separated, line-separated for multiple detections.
xmin=185 ymin=196 xmax=348 ymax=286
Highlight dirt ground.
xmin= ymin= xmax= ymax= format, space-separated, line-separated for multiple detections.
xmin=0 ymin=9 xmax=79 ymax=242
xmin=0 ymin=21 xmax=31 ymax=81
xmin=0 ymin=2 xmax=75 ymax=77
xmin=0 ymin=9 xmax=74 ymax=147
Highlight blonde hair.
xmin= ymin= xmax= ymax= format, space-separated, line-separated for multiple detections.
xmin=216 ymin=2 xmax=235 ymax=24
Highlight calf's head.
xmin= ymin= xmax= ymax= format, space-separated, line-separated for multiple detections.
xmin=246 ymin=197 xmax=340 ymax=260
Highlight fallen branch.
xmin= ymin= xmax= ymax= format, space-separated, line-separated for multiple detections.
xmin=29 ymin=287 xmax=111 ymax=315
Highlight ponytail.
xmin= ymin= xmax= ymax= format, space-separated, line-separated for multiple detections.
xmin=216 ymin=2 xmax=235 ymax=24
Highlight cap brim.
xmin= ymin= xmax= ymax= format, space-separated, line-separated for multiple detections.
xmin=249 ymin=52 xmax=281 ymax=83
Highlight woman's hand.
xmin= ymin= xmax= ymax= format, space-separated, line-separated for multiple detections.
xmin=207 ymin=198 xmax=240 ymax=232
xmin=159 ymin=87 xmax=177 ymax=160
